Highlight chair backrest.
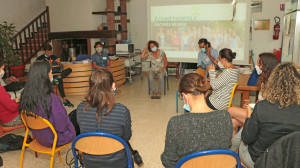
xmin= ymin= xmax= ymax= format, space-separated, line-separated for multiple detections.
xmin=196 ymin=69 xmax=207 ymax=78
xmin=72 ymin=132 xmax=133 ymax=168
xmin=176 ymin=149 xmax=242 ymax=168
xmin=255 ymin=131 xmax=300 ymax=168
xmin=228 ymin=83 xmax=239 ymax=108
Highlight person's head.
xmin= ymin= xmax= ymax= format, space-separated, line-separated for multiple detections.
xmin=262 ymin=63 xmax=300 ymax=108
xmin=19 ymin=61 xmax=54 ymax=117
xmin=94 ymin=41 xmax=104 ymax=53
xmin=198 ymin=38 xmax=211 ymax=52
xmin=179 ymin=73 xmax=208 ymax=110
xmin=43 ymin=44 xmax=53 ymax=56
xmin=148 ymin=40 xmax=159 ymax=52
xmin=0 ymin=57 xmax=5 ymax=78
xmin=219 ymin=48 xmax=236 ymax=64
xmin=256 ymin=53 xmax=279 ymax=86
xmin=84 ymin=69 xmax=116 ymax=122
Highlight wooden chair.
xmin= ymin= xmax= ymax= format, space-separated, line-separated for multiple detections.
xmin=72 ymin=132 xmax=134 ymax=168
xmin=167 ymin=62 xmax=180 ymax=79
xmin=196 ymin=69 xmax=207 ymax=78
xmin=228 ymin=83 xmax=239 ymax=108
xmin=176 ymin=149 xmax=244 ymax=168
xmin=0 ymin=124 xmax=25 ymax=136
xmin=20 ymin=113 xmax=71 ymax=168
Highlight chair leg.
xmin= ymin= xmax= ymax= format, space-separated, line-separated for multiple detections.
xmin=57 ymin=151 xmax=62 ymax=163
xmin=164 ymin=77 xmax=166 ymax=95
xmin=167 ymin=76 xmax=169 ymax=90
xmin=176 ymin=90 xmax=179 ymax=113
xmin=35 ymin=152 xmax=38 ymax=158
xmin=20 ymin=146 xmax=26 ymax=168
xmin=148 ymin=76 xmax=150 ymax=95
xmin=50 ymin=155 xmax=54 ymax=168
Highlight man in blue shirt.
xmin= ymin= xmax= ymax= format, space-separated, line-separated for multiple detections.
xmin=92 ymin=41 xmax=110 ymax=70
xmin=197 ymin=38 xmax=219 ymax=69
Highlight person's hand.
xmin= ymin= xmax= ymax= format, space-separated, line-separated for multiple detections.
xmin=205 ymin=47 xmax=211 ymax=54
xmin=15 ymin=98 xmax=20 ymax=103
xmin=213 ymin=59 xmax=218 ymax=65
xmin=245 ymin=105 xmax=253 ymax=118
xmin=207 ymin=64 xmax=215 ymax=71
xmin=158 ymin=69 xmax=163 ymax=73
xmin=9 ymin=76 xmax=17 ymax=81
xmin=56 ymin=58 xmax=61 ymax=63
xmin=146 ymin=42 xmax=149 ymax=48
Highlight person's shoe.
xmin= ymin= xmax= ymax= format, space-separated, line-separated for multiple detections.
xmin=63 ymin=99 xmax=74 ymax=108
xmin=133 ymin=150 xmax=144 ymax=167
xmin=53 ymin=78 xmax=59 ymax=85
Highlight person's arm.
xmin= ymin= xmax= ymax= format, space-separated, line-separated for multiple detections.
xmin=206 ymin=48 xmax=218 ymax=66
xmin=208 ymin=68 xmax=229 ymax=90
xmin=0 ymin=86 xmax=19 ymax=113
xmin=159 ymin=53 xmax=168 ymax=72
xmin=161 ymin=118 xmax=179 ymax=168
xmin=197 ymin=53 xmax=204 ymax=69
xmin=241 ymin=103 xmax=260 ymax=145
xmin=140 ymin=43 xmax=150 ymax=58
xmin=123 ymin=107 xmax=132 ymax=141
xmin=50 ymin=94 xmax=72 ymax=133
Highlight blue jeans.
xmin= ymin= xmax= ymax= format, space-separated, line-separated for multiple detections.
xmin=149 ymin=71 xmax=164 ymax=94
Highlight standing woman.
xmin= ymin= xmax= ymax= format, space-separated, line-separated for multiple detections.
xmin=19 ymin=61 xmax=75 ymax=147
xmin=76 ymin=69 xmax=132 ymax=168
xmin=141 ymin=40 xmax=168 ymax=99
xmin=206 ymin=48 xmax=239 ymax=110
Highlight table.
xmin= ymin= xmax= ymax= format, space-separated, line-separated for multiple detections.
xmin=236 ymin=74 xmax=259 ymax=106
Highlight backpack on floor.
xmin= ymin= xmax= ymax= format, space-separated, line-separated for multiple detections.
xmin=0 ymin=134 xmax=24 ymax=153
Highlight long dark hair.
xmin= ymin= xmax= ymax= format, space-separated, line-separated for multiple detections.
xmin=84 ymin=69 xmax=115 ymax=122
xmin=257 ymin=53 xmax=278 ymax=89
xmin=19 ymin=61 xmax=54 ymax=117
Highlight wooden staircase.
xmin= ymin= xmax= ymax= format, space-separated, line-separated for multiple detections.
xmin=10 ymin=7 xmax=51 ymax=74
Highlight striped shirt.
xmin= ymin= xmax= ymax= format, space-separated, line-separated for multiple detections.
xmin=208 ymin=68 xmax=240 ymax=110
xmin=77 ymin=102 xmax=132 ymax=168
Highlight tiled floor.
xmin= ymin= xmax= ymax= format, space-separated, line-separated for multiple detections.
xmin=1 ymin=75 xmax=247 ymax=168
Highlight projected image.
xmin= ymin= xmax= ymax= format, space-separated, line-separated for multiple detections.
xmin=149 ymin=3 xmax=248 ymax=62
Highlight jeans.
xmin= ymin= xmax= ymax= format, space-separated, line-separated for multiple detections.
xmin=55 ymin=68 xmax=72 ymax=98
xmin=230 ymin=128 xmax=255 ymax=168
xmin=148 ymin=71 xmax=164 ymax=94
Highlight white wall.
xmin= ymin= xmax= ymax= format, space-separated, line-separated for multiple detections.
xmin=250 ymin=0 xmax=286 ymax=65
xmin=46 ymin=0 xmax=106 ymax=32
xmin=0 ymin=0 xmax=46 ymax=31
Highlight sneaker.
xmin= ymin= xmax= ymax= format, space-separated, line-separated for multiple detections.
xmin=133 ymin=150 xmax=144 ymax=167
xmin=53 ymin=78 xmax=59 ymax=85
xmin=63 ymin=99 xmax=74 ymax=108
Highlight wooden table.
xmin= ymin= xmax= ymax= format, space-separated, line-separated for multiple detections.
xmin=236 ymin=74 xmax=258 ymax=106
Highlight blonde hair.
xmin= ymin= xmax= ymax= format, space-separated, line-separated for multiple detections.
xmin=262 ymin=63 xmax=300 ymax=108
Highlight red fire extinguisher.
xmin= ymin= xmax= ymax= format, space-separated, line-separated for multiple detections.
xmin=273 ymin=16 xmax=280 ymax=40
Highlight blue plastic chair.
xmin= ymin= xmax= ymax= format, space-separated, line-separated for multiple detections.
xmin=71 ymin=132 xmax=134 ymax=168
xmin=176 ymin=149 xmax=244 ymax=168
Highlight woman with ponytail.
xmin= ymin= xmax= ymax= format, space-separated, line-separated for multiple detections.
xmin=161 ymin=73 xmax=233 ymax=168
xmin=206 ymin=48 xmax=239 ymax=110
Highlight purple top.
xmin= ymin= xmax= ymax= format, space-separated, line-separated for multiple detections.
xmin=30 ymin=93 xmax=76 ymax=147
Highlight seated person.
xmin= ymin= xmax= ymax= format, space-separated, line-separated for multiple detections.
xmin=140 ymin=40 xmax=168 ymax=99
xmin=161 ymin=73 xmax=233 ymax=168
xmin=92 ymin=41 xmax=121 ymax=93
xmin=0 ymin=57 xmax=23 ymax=127
xmin=92 ymin=41 xmax=110 ymax=70
xmin=206 ymin=48 xmax=239 ymax=110
xmin=19 ymin=61 xmax=76 ymax=147
xmin=228 ymin=53 xmax=278 ymax=130
xmin=197 ymin=38 xmax=219 ymax=69
xmin=230 ymin=63 xmax=300 ymax=168
xmin=76 ymin=69 xmax=132 ymax=168
xmin=36 ymin=44 xmax=74 ymax=108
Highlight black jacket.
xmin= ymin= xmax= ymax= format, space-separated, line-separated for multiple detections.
xmin=255 ymin=131 xmax=300 ymax=168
